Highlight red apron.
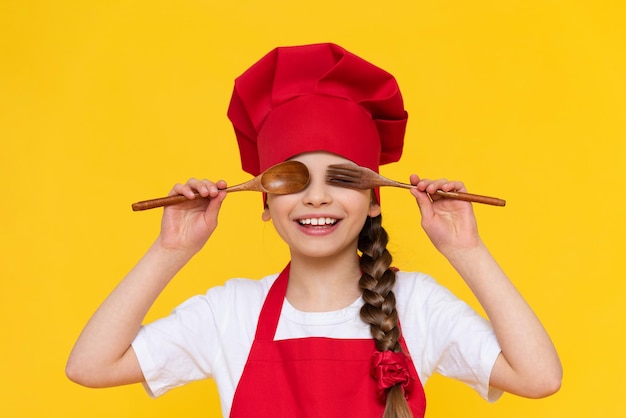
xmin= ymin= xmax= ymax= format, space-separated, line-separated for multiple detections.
xmin=230 ymin=265 xmax=426 ymax=417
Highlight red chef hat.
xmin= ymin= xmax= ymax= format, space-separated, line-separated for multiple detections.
xmin=227 ymin=43 xmax=408 ymax=198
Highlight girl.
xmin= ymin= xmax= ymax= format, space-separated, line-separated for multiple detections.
xmin=66 ymin=43 xmax=562 ymax=418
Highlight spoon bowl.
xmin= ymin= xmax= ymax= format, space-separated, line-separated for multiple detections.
xmin=260 ymin=160 xmax=311 ymax=193
xmin=132 ymin=160 xmax=310 ymax=211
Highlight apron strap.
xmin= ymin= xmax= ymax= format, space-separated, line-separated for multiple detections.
xmin=254 ymin=263 xmax=290 ymax=341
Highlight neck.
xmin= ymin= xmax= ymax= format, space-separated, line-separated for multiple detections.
xmin=286 ymin=253 xmax=362 ymax=312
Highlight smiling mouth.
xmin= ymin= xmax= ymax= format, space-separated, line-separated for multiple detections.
xmin=297 ymin=217 xmax=338 ymax=226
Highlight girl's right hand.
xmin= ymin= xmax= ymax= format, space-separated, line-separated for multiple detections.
xmin=157 ymin=178 xmax=228 ymax=254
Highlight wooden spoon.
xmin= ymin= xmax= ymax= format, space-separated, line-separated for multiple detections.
xmin=131 ymin=161 xmax=310 ymax=211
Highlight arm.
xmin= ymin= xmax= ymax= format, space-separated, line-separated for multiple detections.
xmin=65 ymin=179 xmax=227 ymax=388
xmin=409 ymin=175 xmax=562 ymax=398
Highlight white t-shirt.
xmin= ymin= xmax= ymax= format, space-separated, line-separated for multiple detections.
xmin=132 ymin=271 xmax=503 ymax=416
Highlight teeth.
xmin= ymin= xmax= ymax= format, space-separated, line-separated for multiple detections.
xmin=298 ymin=217 xmax=337 ymax=226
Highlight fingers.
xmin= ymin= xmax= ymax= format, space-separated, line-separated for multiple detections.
xmin=409 ymin=174 xmax=431 ymax=209
xmin=410 ymin=175 xmax=467 ymax=199
xmin=409 ymin=174 xmax=472 ymax=215
xmin=171 ymin=178 xmax=227 ymax=200
xmin=416 ymin=178 xmax=466 ymax=195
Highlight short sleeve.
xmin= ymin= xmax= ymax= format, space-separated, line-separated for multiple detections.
xmin=132 ymin=294 xmax=219 ymax=397
xmin=131 ymin=275 xmax=274 ymax=402
xmin=396 ymin=272 xmax=503 ymax=402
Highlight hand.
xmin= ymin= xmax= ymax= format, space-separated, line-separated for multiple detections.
xmin=158 ymin=178 xmax=227 ymax=254
xmin=409 ymin=175 xmax=481 ymax=256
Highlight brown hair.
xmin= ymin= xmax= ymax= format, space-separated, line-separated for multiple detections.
xmin=358 ymin=214 xmax=413 ymax=418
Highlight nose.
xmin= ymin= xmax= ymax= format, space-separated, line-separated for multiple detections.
xmin=301 ymin=173 xmax=332 ymax=207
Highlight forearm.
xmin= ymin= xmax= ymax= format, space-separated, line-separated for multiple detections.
xmin=66 ymin=238 xmax=195 ymax=387
xmin=445 ymin=243 xmax=562 ymax=397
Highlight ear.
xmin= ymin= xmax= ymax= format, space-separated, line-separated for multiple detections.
xmin=368 ymin=201 xmax=381 ymax=218
xmin=261 ymin=206 xmax=272 ymax=222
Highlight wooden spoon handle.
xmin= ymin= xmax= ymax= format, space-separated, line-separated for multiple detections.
xmin=131 ymin=193 xmax=203 ymax=211
xmin=381 ymin=178 xmax=506 ymax=206
xmin=434 ymin=190 xmax=506 ymax=206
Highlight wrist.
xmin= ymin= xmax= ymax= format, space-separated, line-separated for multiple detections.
xmin=150 ymin=237 xmax=197 ymax=269
xmin=442 ymin=242 xmax=508 ymax=291
xmin=443 ymin=240 xmax=488 ymax=266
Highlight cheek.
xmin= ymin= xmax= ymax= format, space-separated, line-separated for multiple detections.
xmin=263 ymin=196 xmax=295 ymax=231
xmin=345 ymin=190 xmax=376 ymax=211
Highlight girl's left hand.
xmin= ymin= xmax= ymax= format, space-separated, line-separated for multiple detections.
xmin=409 ymin=175 xmax=482 ymax=256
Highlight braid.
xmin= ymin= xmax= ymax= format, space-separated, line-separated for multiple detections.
xmin=358 ymin=215 xmax=400 ymax=353
xmin=359 ymin=214 xmax=413 ymax=418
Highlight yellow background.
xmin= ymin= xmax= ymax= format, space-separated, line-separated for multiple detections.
xmin=1 ymin=1 xmax=624 ymax=417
